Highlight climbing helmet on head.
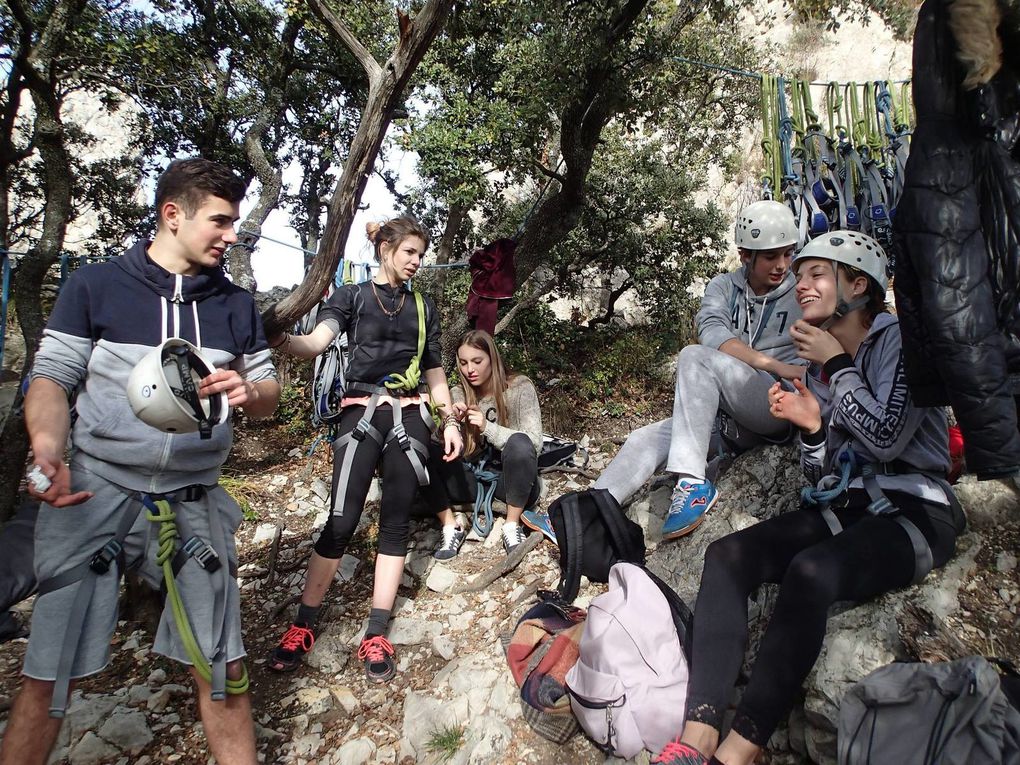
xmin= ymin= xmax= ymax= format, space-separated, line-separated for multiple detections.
xmin=734 ymin=200 xmax=798 ymax=251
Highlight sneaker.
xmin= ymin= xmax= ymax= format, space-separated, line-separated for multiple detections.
xmin=652 ymin=740 xmax=708 ymax=765
xmin=502 ymin=523 xmax=527 ymax=555
xmin=521 ymin=510 xmax=557 ymax=545
xmin=267 ymin=623 xmax=315 ymax=672
xmin=358 ymin=635 xmax=396 ymax=683
xmin=661 ymin=479 xmax=717 ymax=540
xmin=434 ymin=524 xmax=467 ymax=560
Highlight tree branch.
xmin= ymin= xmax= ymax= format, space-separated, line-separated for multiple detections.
xmin=306 ymin=0 xmax=382 ymax=83
xmin=531 ymin=158 xmax=566 ymax=183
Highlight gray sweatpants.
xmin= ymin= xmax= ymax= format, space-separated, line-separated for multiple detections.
xmin=594 ymin=345 xmax=790 ymax=504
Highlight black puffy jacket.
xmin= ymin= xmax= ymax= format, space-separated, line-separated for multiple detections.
xmin=893 ymin=0 xmax=1020 ymax=479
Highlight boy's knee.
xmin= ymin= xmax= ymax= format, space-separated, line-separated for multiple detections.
xmin=226 ymin=659 xmax=246 ymax=681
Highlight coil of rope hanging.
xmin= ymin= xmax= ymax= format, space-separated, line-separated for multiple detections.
xmin=760 ymin=74 xmax=783 ymax=200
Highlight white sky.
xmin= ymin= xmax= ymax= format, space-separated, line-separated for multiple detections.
xmin=243 ymin=147 xmax=420 ymax=290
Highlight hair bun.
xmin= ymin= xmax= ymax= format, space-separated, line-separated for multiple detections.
xmin=366 ymin=221 xmax=381 ymax=244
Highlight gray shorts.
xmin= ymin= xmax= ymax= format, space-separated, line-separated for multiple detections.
xmin=23 ymin=461 xmax=246 ymax=681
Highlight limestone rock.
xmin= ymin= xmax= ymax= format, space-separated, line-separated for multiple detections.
xmin=68 ymin=732 xmax=120 ymax=765
xmin=331 ymin=737 xmax=376 ymax=765
xmin=305 ymin=630 xmax=350 ymax=675
xmin=426 ymin=564 xmax=458 ymax=593
xmin=97 ymin=709 xmax=153 ymax=753
xmin=386 ymin=616 xmax=443 ymax=646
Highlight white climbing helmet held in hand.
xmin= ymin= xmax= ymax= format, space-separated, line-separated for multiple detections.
xmin=127 ymin=338 xmax=229 ymax=439
xmin=792 ymin=230 xmax=889 ymax=290
xmin=734 ymin=200 xmax=799 ymax=250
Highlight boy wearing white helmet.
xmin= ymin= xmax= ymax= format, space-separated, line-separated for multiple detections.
xmin=524 ymin=200 xmax=805 ymax=541
xmin=652 ymin=232 xmax=962 ymax=765
xmin=2 ymin=159 xmax=281 ymax=765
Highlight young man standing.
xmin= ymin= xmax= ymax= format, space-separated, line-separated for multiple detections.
xmin=0 ymin=158 xmax=280 ymax=765
xmin=539 ymin=200 xmax=804 ymax=538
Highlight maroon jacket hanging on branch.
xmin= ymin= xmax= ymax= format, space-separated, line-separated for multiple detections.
xmin=466 ymin=238 xmax=517 ymax=335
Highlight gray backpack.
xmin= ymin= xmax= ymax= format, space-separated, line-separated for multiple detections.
xmin=838 ymin=656 xmax=1020 ymax=765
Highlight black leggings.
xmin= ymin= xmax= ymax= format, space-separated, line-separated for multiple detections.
xmin=685 ymin=489 xmax=958 ymax=746
xmin=314 ymin=403 xmax=433 ymax=559
xmin=428 ymin=433 xmax=540 ymax=511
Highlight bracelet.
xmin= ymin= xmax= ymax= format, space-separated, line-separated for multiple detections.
xmin=269 ymin=332 xmax=290 ymax=350
xmin=442 ymin=414 xmax=460 ymax=429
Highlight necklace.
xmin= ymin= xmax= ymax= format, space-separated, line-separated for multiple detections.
xmin=371 ymin=281 xmax=405 ymax=318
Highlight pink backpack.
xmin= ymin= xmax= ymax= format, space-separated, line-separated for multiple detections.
xmin=565 ymin=562 xmax=691 ymax=758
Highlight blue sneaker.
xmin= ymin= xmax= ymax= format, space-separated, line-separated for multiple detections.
xmin=661 ymin=479 xmax=717 ymax=540
xmin=521 ymin=510 xmax=557 ymax=545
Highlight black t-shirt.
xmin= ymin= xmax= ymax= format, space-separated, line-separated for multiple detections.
xmin=316 ymin=281 xmax=443 ymax=386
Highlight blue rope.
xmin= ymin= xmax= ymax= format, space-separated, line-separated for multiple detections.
xmin=471 ymin=458 xmax=500 ymax=538
xmin=801 ymin=449 xmax=856 ymax=507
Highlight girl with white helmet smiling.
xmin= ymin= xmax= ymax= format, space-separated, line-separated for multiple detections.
xmin=652 ymin=231 xmax=963 ymax=765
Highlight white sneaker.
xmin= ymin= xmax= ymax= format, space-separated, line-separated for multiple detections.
xmin=434 ymin=525 xmax=466 ymax=560
xmin=502 ymin=523 xmax=526 ymax=555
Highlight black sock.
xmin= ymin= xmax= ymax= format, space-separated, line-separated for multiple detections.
xmin=296 ymin=603 xmax=321 ymax=628
xmin=364 ymin=607 xmax=390 ymax=639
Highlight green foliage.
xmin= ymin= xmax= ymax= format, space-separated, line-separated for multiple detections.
xmin=788 ymin=0 xmax=917 ymax=39
xmin=219 ymin=474 xmax=263 ymax=522
xmin=425 ymin=724 xmax=466 ymax=763
xmin=275 ymin=378 xmax=315 ymax=439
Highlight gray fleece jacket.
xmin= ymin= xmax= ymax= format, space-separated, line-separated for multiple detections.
xmin=696 ymin=269 xmax=803 ymax=365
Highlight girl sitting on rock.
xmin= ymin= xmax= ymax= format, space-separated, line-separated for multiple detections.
xmin=266 ymin=216 xmax=462 ymax=681
xmin=653 ymin=231 xmax=963 ymax=765
xmin=430 ymin=330 xmax=543 ymax=559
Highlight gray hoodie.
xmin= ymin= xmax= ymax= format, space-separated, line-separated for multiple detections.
xmin=696 ymin=269 xmax=803 ymax=365
xmin=801 ymin=313 xmax=951 ymax=503
xmin=30 ymin=241 xmax=277 ymax=493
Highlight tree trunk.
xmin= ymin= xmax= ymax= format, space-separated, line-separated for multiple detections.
xmin=439 ymin=0 xmax=654 ymax=348
xmin=0 ymin=0 xmax=85 ymax=522
xmin=261 ymin=0 xmax=455 ymax=336
xmin=433 ymin=200 xmax=467 ymax=302
xmin=226 ymin=18 xmax=301 ymax=293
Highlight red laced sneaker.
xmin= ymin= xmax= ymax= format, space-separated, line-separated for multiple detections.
xmin=357 ymin=635 xmax=396 ymax=683
xmin=267 ymin=623 xmax=315 ymax=673
xmin=651 ymin=739 xmax=708 ymax=765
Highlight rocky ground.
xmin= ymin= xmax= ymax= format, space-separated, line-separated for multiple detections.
xmin=1 ymin=410 xmax=1018 ymax=765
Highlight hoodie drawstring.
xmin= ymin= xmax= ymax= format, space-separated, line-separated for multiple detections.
xmin=159 ymin=280 xmax=202 ymax=350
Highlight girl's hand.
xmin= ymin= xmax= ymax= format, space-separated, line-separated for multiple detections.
xmin=443 ymin=423 xmax=463 ymax=461
xmin=451 ymin=402 xmax=468 ymax=420
xmin=790 ymin=320 xmax=844 ymax=366
xmin=464 ymin=406 xmax=486 ymax=430
xmin=769 ymin=378 xmax=823 ymax=433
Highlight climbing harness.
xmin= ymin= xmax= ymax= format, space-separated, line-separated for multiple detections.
xmin=757 ymin=77 xmax=914 ymax=249
xmin=37 ymin=486 xmax=245 ymax=718
xmin=327 ymin=292 xmax=436 ymax=521
xmin=142 ymin=492 xmax=248 ymax=699
xmin=800 ymin=449 xmax=958 ymax=584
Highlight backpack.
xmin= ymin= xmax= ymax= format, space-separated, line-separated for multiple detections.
xmin=547 ymin=488 xmax=645 ymax=602
xmin=566 ymin=561 xmax=692 ymax=758
xmin=502 ymin=597 xmax=587 ymax=744
xmin=538 ymin=434 xmax=589 ymax=472
xmin=838 ymin=656 xmax=1020 ymax=765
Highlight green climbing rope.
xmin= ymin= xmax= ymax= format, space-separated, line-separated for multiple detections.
xmin=147 ymin=498 xmax=249 ymax=696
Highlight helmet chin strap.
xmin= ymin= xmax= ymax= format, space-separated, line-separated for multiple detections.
xmin=166 ymin=345 xmax=219 ymax=439
xmin=818 ymin=263 xmax=870 ymax=331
